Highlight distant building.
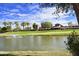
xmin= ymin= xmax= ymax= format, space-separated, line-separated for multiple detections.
xmin=52 ymin=24 xmax=79 ymax=30
xmin=51 ymin=23 xmax=63 ymax=30
xmin=55 ymin=23 xmax=63 ymax=27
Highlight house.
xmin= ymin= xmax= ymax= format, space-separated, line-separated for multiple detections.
xmin=51 ymin=23 xmax=64 ymax=30
xmin=52 ymin=23 xmax=79 ymax=30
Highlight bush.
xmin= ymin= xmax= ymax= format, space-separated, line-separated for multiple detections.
xmin=0 ymin=27 xmax=7 ymax=33
xmin=13 ymin=27 xmax=21 ymax=32
xmin=66 ymin=30 xmax=79 ymax=55
xmin=41 ymin=22 xmax=52 ymax=29
xmin=6 ymin=26 xmax=12 ymax=32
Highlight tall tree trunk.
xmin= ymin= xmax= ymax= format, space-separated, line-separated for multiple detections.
xmin=72 ymin=3 xmax=79 ymax=25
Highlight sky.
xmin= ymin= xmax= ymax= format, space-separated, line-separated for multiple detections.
xmin=0 ymin=3 xmax=78 ymax=27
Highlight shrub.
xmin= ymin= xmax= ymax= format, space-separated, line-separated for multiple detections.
xmin=6 ymin=26 xmax=12 ymax=32
xmin=66 ymin=30 xmax=79 ymax=55
xmin=1 ymin=27 xmax=7 ymax=33
xmin=33 ymin=23 xmax=38 ymax=30
xmin=41 ymin=22 xmax=52 ymax=29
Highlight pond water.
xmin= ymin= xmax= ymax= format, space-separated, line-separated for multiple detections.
xmin=0 ymin=35 xmax=68 ymax=51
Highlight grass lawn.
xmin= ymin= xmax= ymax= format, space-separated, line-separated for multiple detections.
xmin=0 ymin=29 xmax=79 ymax=36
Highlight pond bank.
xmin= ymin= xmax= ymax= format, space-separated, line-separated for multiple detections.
xmin=0 ymin=51 xmax=72 ymax=56
xmin=0 ymin=29 xmax=79 ymax=36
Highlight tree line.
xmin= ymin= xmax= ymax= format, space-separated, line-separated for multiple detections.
xmin=0 ymin=21 xmax=74 ymax=33
xmin=0 ymin=21 xmax=53 ymax=32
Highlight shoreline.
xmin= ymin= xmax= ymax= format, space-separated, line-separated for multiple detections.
xmin=0 ymin=29 xmax=79 ymax=36
xmin=0 ymin=51 xmax=72 ymax=56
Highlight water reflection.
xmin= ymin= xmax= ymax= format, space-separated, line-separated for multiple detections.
xmin=0 ymin=36 xmax=68 ymax=51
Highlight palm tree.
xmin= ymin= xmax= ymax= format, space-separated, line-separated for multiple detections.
xmin=7 ymin=22 xmax=12 ymax=28
xmin=14 ymin=22 xmax=19 ymax=28
xmin=39 ymin=3 xmax=79 ymax=24
xmin=6 ymin=22 xmax=13 ymax=31
xmin=26 ymin=22 xmax=30 ymax=27
xmin=21 ymin=22 xmax=26 ymax=30
xmin=3 ymin=22 xmax=8 ymax=27
xmin=21 ymin=22 xmax=30 ymax=30
xmin=3 ymin=21 xmax=13 ymax=31
xmin=8 ymin=22 xmax=12 ymax=27
xmin=33 ymin=23 xmax=38 ymax=30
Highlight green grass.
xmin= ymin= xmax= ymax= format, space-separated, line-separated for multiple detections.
xmin=0 ymin=29 xmax=79 ymax=36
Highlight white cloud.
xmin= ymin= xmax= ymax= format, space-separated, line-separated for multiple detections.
xmin=17 ymin=13 xmax=28 ymax=17
xmin=1 ymin=6 xmax=77 ymax=26
xmin=9 ymin=13 xmax=16 ymax=15
xmin=10 ymin=9 xmax=20 ymax=12
xmin=29 ymin=4 xmax=39 ymax=10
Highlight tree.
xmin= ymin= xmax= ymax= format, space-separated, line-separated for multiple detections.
xmin=7 ymin=22 xmax=12 ymax=31
xmin=39 ymin=3 xmax=79 ymax=24
xmin=72 ymin=4 xmax=79 ymax=24
xmin=54 ymin=4 xmax=79 ymax=24
xmin=3 ymin=22 xmax=8 ymax=27
xmin=0 ymin=27 xmax=2 ymax=32
xmin=41 ymin=22 xmax=52 ymax=29
xmin=21 ymin=22 xmax=30 ymax=30
xmin=14 ymin=22 xmax=19 ymax=28
xmin=14 ymin=22 xmax=20 ymax=31
xmin=8 ymin=22 xmax=12 ymax=27
xmin=1 ymin=27 xmax=7 ymax=33
xmin=66 ymin=31 xmax=79 ymax=55
xmin=21 ymin=22 xmax=26 ymax=30
xmin=26 ymin=22 xmax=30 ymax=27
xmin=3 ymin=22 xmax=12 ymax=31
xmin=6 ymin=26 xmax=12 ymax=32
xmin=33 ymin=23 xmax=38 ymax=30
xmin=68 ymin=22 xmax=73 ymax=27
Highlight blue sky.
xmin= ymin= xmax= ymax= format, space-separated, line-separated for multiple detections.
xmin=0 ymin=3 xmax=78 ymax=27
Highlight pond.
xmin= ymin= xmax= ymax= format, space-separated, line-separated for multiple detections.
xmin=0 ymin=35 xmax=68 ymax=52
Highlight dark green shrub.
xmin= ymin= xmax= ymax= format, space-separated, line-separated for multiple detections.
xmin=1 ymin=27 xmax=7 ymax=33
xmin=66 ymin=31 xmax=79 ymax=55
xmin=6 ymin=26 xmax=12 ymax=32
xmin=33 ymin=23 xmax=38 ymax=30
